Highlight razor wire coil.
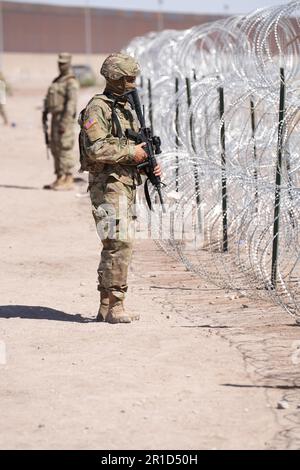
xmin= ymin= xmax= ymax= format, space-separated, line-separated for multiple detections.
xmin=125 ymin=1 xmax=300 ymax=322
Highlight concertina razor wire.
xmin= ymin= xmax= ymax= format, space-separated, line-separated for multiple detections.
xmin=125 ymin=1 xmax=300 ymax=323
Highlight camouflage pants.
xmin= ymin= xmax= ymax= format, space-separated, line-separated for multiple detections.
xmin=0 ymin=104 xmax=8 ymax=125
xmin=89 ymin=175 xmax=136 ymax=301
xmin=50 ymin=114 xmax=76 ymax=176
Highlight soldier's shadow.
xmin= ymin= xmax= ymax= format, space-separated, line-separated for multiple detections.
xmin=0 ymin=305 xmax=92 ymax=323
xmin=0 ymin=184 xmax=41 ymax=190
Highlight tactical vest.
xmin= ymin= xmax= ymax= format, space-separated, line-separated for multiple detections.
xmin=45 ymin=74 xmax=75 ymax=114
xmin=78 ymin=93 xmax=125 ymax=172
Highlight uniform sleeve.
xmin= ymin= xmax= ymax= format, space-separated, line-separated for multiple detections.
xmin=0 ymin=72 xmax=12 ymax=97
xmin=83 ymin=102 xmax=136 ymax=166
xmin=61 ymin=79 xmax=78 ymax=126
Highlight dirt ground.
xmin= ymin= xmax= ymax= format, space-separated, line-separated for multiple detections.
xmin=0 ymin=54 xmax=300 ymax=450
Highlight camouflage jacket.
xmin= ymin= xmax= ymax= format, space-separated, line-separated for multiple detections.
xmin=0 ymin=71 xmax=12 ymax=96
xmin=80 ymin=93 xmax=141 ymax=186
xmin=44 ymin=73 xmax=78 ymax=127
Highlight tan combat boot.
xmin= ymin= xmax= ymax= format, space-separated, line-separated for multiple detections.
xmin=106 ymin=292 xmax=131 ymax=324
xmin=43 ymin=175 xmax=64 ymax=190
xmin=95 ymin=289 xmax=110 ymax=322
xmin=54 ymin=174 xmax=74 ymax=191
xmin=63 ymin=174 xmax=74 ymax=190
xmin=95 ymin=290 xmax=140 ymax=323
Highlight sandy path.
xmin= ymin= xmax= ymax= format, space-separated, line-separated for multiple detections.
xmin=0 ymin=82 xmax=299 ymax=450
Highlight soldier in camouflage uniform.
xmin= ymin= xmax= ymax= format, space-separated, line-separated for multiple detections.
xmin=43 ymin=53 xmax=79 ymax=190
xmin=0 ymin=103 xmax=8 ymax=125
xmin=0 ymin=71 xmax=9 ymax=125
xmin=0 ymin=105 xmax=8 ymax=125
xmin=79 ymin=53 xmax=162 ymax=324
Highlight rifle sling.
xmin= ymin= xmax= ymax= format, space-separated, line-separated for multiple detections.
xmin=103 ymin=91 xmax=124 ymax=139
xmin=144 ymin=178 xmax=152 ymax=211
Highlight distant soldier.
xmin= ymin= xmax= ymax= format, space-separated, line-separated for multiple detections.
xmin=0 ymin=103 xmax=8 ymax=125
xmin=43 ymin=53 xmax=79 ymax=190
xmin=78 ymin=53 xmax=162 ymax=324
xmin=0 ymin=70 xmax=9 ymax=125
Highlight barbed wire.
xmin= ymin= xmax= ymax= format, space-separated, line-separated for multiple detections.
xmin=125 ymin=1 xmax=300 ymax=323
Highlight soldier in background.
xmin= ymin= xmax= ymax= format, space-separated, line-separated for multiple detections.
xmin=78 ymin=53 xmax=162 ymax=324
xmin=43 ymin=53 xmax=79 ymax=190
xmin=0 ymin=103 xmax=8 ymax=125
xmin=0 ymin=70 xmax=10 ymax=125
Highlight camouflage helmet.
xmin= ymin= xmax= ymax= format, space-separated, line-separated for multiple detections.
xmin=58 ymin=52 xmax=72 ymax=64
xmin=100 ymin=53 xmax=140 ymax=80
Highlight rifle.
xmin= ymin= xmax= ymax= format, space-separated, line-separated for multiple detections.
xmin=42 ymin=109 xmax=50 ymax=160
xmin=125 ymin=88 xmax=165 ymax=213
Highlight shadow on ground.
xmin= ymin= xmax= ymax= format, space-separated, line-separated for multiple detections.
xmin=0 ymin=178 xmax=86 ymax=191
xmin=0 ymin=305 xmax=91 ymax=323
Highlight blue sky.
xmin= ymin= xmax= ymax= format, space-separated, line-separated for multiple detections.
xmin=2 ymin=0 xmax=291 ymax=15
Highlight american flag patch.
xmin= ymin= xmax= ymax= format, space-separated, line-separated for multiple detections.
xmin=84 ymin=118 xmax=97 ymax=130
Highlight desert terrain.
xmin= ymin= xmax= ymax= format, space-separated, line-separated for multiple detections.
xmin=0 ymin=54 xmax=300 ymax=450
